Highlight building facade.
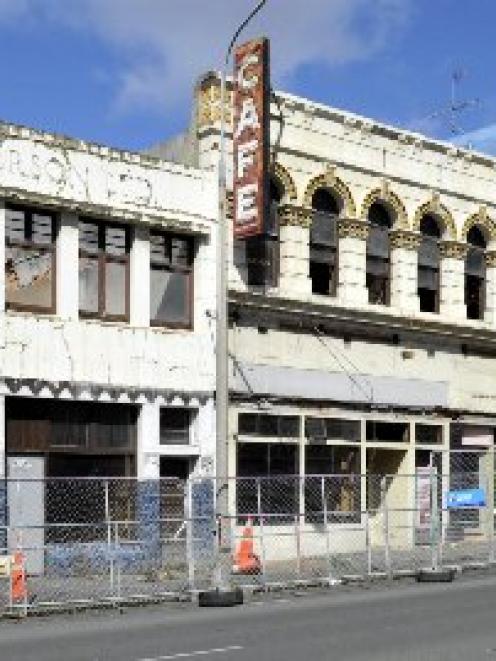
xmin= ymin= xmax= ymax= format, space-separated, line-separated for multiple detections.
xmin=186 ymin=74 xmax=496 ymax=530
xmin=0 ymin=121 xmax=218 ymax=488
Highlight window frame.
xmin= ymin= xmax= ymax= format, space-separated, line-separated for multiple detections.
xmin=366 ymin=220 xmax=391 ymax=306
xmin=149 ymin=230 xmax=194 ymax=330
xmin=78 ymin=219 xmax=130 ymax=323
xmin=465 ymin=245 xmax=486 ymax=321
xmin=309 ymin=209 xmax=338 ymax=296
xmin=418 ymin=234 xmax=441 ymax=314
xmin=5 ymin=204 xmax=57 ymax=314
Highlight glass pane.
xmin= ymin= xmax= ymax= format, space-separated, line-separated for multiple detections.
xmin=105 ymin=225 xmax=127 ymax=256
xmin=171 ymin=237 xmax=191 ymax=266
xmin=238 ymin=413 xmax=258 ymax=435
xmin=310 ymin=212 xmax=336 ymax=247
xmin=367 ymin=225 xmax=389 ymax=258
xmin=32 ymin=214 xmax=53 ymax=245
xmin=6 ymin=247 xmax=53 ymax=308
xmin=418 ymin=237 xmax=439 ymax=267
xmin=6 ymin=209 xmax=26 ymax=243
xmin=259 ymin=415 xmax=279 ymax=437
xmin=150 ymin=232 xmax=169 ymax=265
xmin=105 ymin=261 xmax=126 ymax=316
xmin=279 ymin=416 xmax=300 ymax=437
xmin=466 ymin=248 xmax=485 ymax=277
xmin=366 ymin=256 xmax=389 ymax=276
xmin=418 ymin=266 xmax=437 ymax=289
xmin=151 ymin=269 xmax=189 ymax=324
xmin=160 ymin=408 xmax=191 ymax=445
xmin=79 ymin=221 xmax=99 ymax=254
xmin=79 ymin=256 xmax=99 ymax=313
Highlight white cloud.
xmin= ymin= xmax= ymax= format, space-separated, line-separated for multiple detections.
xmin=0 ymin=0 xmax=412 ymax=116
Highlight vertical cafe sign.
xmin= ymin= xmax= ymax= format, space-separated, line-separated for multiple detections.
xmin=233 ymin=38 xmax=270 ymax=238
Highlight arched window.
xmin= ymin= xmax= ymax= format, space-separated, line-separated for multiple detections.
xmin=309 ymin=189 xmax=339 ymax=295
xmin=418 ymin=214 xmax=441 ymax=313
xmin=366 ymin=202 xmax=392 ymax=305
xmin=465 ymin=225 xmax=487 ymax=320
xmin=246 ymin=177 xmax=282 ymax=286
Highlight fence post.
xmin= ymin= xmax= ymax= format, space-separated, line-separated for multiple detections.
xmin=486 ymin=471 xmax=494 ymax=564
xmin=365 ymin=510 xmax=372 ymax=576
xmin=295 ymin=513 xmax=302 ymax=580
xmin=381 ymin=477 xmax=392 ymax=580
xmin=256 ymin=478 xmax=267 ymax=585
xmin=104 ymin=480 xmax=114 ymax=596
xmin=185 ymin=478 xmax=195 ymax=591
xmin=114 ymin=521 xmax=121 ymax=604
xmin=321 ymin=476 xmax=332 ymax=582
xmin=430 ymin=461 xmax=440 ymax=571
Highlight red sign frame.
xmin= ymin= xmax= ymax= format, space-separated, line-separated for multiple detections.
xmin=232 ymin=38 xmax=270 ymax=239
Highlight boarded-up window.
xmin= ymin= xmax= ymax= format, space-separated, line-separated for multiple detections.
xmin=5 ymin=206 xmax=56 ymax=312
xmin=79 ymin=220 xmax=130 ymax=321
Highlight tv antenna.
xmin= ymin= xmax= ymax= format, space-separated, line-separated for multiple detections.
xmin=423 ymin=68 xmax=481 ymax=136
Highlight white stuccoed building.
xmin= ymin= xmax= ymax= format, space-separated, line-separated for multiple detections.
xmin=0 ymin=122 xmax=218 ymax=490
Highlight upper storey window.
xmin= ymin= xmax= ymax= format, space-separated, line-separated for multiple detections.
xmin=79 ymin=220 xmax=130 ymax=322
xmin=465 ymin=225 xmax=487 ymax=321
xmin=5 ymin=206 xmax=56 ymax=313
xmin=150 ymin=231 xmax=194 ymax=328
xmin=418 ymin=215 xmax=441 ymax=313
xmin=246 ymin=178 xmax=281 ymax=287
xmin=309 ymin=189 xmax=339 ymax=296
xmin=366 ymin=202 xmax=392 ymax=305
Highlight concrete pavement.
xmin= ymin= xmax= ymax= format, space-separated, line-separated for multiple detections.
xmin=3 ymin=574 xmax=496 ymax=660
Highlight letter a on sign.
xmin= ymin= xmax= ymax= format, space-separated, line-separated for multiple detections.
xmin=233 ymin=38 xmax=270 ymax=239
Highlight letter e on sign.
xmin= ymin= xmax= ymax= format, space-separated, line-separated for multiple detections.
xmin=233 ymin=38 xmax=270 ymax=239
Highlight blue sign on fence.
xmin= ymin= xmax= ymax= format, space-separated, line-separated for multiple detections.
xmin=446 ymin=488 xmax=486 ymax=509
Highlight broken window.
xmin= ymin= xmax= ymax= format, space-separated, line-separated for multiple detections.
xmin=366 ymin=202 xmax=392 ymax=305
xmin=305 ymin=446 xmax=360 ymax=523
xmin=418 ymin=214 xmax=441 ymax=313
xmin=465 ymin=225 xmax=486 ymax=320
xmin=160 ymin=408 xmax=195 ymax=445
xmin=246 ymin=178 xmax=281 ymax=287
xmin=5 ymin=206 xmax=56 ymax=312
xmin=305 ymin=417 xmax=361 ymax=442
xmin=236 ymin=442 xmax=299 ymax=524
xmin=150 ymin=232 xmax=194 ymax=327
xmin=309 ymin=189 xmax=339 ymax=295
xmin=238 ymin=412 xmax=300 ymax=438
xmin=366 ymin=420 xmax=409 ymax=442
xmin=79 ymin=220 xmax=130 ymax=321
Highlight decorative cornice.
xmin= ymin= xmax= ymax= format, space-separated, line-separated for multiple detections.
xmin=389 ymin=229 xmax=422 ymax=251
xmin=278 ymin=204 xmax=312 ymax=228
xmin=302 ymin=165 xmax=356 ymax=217
xmin=337 ymin=217 xmax=369 ymax=240
xmin=462 ymin=205 xmax=496 ymax=243
xmin=412 ymin=194 xmax=457 ymax=240
xmin=360 ymin=184 xmax=409 ymax=230
xmin=272 ymin=162 xmax=298 ymax=202
xmin=439 ymin=240 xmax=469 ymax=260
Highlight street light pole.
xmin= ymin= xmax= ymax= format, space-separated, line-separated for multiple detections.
xmin=214 ymin=0 xmax=268 ymax=592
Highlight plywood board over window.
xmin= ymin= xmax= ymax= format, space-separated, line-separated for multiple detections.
xmin=5 ymin=205 xmax=56 ymax=313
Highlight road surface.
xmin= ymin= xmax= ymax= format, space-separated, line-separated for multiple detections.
xmin=2 ymin=574 xmax=496 ymax=660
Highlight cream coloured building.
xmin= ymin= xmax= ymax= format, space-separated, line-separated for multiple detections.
xmin=154 ymin=72 xmax=496 ymax=534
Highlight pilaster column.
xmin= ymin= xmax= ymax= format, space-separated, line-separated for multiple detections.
xmin=389 ymin=229 xmax=421 ymax=313
xmin=337 ymin=217 xmax=369 ymax=306
xmin=137 ymin=402 xmax=160 ymax=480
xmin=277 ymin=204 xmax=312 ymax=296
xmin=130 ymin=225 xmax=150 ymax=327
xmin=484 ymin=251 xmax=496 ymax=326
xmin=0 ymin=201 xmax=6 ymax=357
xmin=439 ymin=241 xmax=468 ymax=321
xmin=57 ymin=211 xmax=79 ymax=320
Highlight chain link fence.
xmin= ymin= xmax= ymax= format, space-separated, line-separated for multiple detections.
xmin=1 ymin=450 xmax=495 ymax=615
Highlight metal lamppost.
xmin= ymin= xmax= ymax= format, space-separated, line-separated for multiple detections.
xmin=206 ymin=0 xmax=268 ymax=603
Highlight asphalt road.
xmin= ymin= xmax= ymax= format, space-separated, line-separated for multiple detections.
xmin=3 ymin=575 xmax=496 ymax=661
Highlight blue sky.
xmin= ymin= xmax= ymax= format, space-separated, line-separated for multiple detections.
xmin=1 ymin=0 xmax=496 ymax=153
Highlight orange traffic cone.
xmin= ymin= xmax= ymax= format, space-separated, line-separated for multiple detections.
xmin=11 ymin=551 xmax=27 ymax=604
xmin=233 ymin=517 xmax=261 ymax=575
